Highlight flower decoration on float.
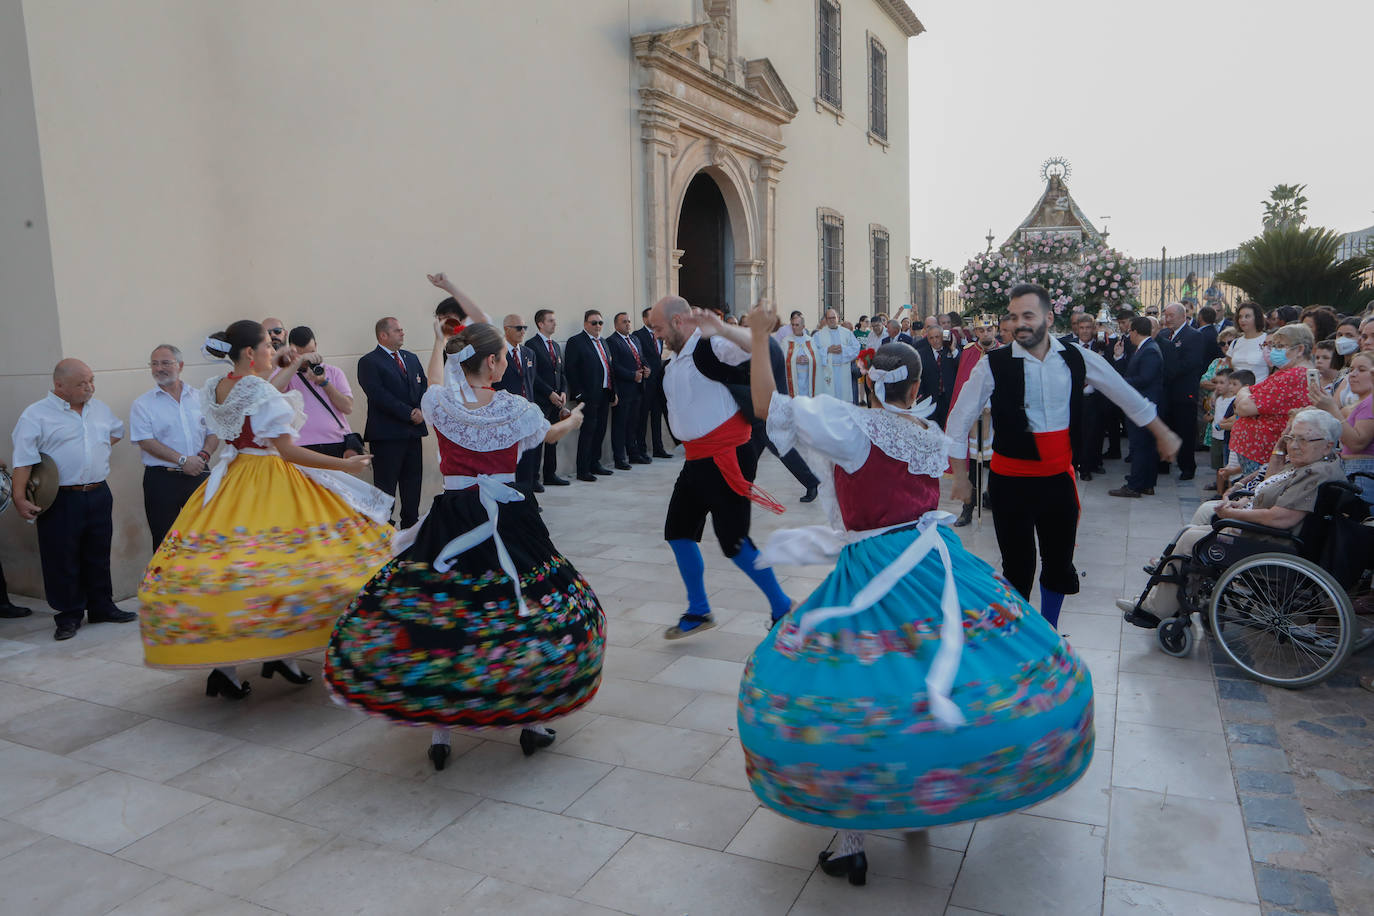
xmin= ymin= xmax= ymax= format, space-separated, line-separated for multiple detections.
xmin=957 ymin=252 xmax=1018 ymax=312
xmin=1078 ymin=246 xmax=1141 ymax=308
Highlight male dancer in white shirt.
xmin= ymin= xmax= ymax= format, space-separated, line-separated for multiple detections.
xmin=946 ymin=284 xmax=1179 ymax=629
xmin=647 ymin=296 xmax=792 ymax=638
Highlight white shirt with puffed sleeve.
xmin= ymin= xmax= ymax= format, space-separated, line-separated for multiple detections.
xmin=662 ymin=330 xmax=749 ymax=442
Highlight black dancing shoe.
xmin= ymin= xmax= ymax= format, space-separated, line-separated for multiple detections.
xmin=519 ymin=728 xmax=556 ymax=757
xmin=428 ymin=743 xmax=451 ymax=771
xmin=954 ymin=503 xmax=975 ymax=528
xmin=261 ymin=660 xmax=313 ymax=685
xmin=205 ymin=670 xmax=252 ymax=700
xmin=800 ymin=487 xmax=819 ymax=503
xmin=818 ymin=850 xmax=867 ymax=886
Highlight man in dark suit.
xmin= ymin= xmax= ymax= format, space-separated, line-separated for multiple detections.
xmin=494 ymin=313 xmax=542 ymax=488
xmin=1063 ymin=312 xmax=1112 ymax=480
xmin=1110 ymin=317 xmax=1165 ymax=498
xmin=1157 ymin=302 xmax=1207 ymax=480
xmin=607 ymin=311 xmax=649 ymax=469
xmin=563 ymin=309 xmax=615 ymax=482
xmin=529 ymin=308 xmax=569 ymax=487
xmin=358 ymin=316 xmax=428 ymax=528
xmin=632 ymin=307 xmax=672 ymax=459
xmin=912 ymin=323 xmax=959 ymax=426
xmin=1196 ymin=305 xmax=1224 ymax=367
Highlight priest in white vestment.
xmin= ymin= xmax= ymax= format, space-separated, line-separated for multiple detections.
xmin=811 ymin=308 xmax=860 ymax=403
xmin=779 ymin=311 xmax=817 ymax=397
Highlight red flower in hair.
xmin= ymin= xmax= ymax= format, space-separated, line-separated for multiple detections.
xmin=856 ymin=347 xmax=877 ymax=369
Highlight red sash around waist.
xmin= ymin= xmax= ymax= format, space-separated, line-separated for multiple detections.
xmin=990 ymin=429 xmax=1074 ymax=477
xmin=683 ymin=413 xmax=785 ymax=514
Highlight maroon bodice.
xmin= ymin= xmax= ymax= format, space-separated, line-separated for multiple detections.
xmin=229 ymin=417 xmax=257 ymax=450
xmin=833 ymin=446 xmax=940 ymax=531
xmin=437 ymin=430 xmax=517 ymax=478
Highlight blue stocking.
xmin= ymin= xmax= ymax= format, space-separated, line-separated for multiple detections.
xmin=731 ymin=539 xmax=792 ymax=621
xmin=669 ymin=539 xmax=711 ymax=625
xmin=1039 ymin=586 xmax=1065 ymax=630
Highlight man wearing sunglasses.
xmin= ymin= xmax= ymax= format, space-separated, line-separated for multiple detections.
xmin=564 ymin=310 xmax=616 ymax=482
xmin=495 ymin=314 xmax=541 ymax=489
xmin=262 ymin=317 xmax=287 ymax=351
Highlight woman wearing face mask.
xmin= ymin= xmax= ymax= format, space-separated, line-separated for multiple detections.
xmin=1227 ymin=302 xmax=1269 ymax=384
xmin=1310 ymin=350 xmax=1374 ymax=503
xmin=1230 ymin=323 xmax=1318 ymax=475
xmin=1330 ymin=319 xmax=1362 ymax=405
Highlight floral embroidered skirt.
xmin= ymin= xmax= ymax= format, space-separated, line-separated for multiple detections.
xmin=739 ymin=525 xmax=1094 ymax=831
xmin=324 ymin=488 xmax=605 ymax=728
xmin=138 ymin=454 xmax=392 ymax=669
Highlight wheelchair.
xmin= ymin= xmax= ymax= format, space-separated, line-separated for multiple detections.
xmin=1119 ymin=477 xmax=1374 ymax=688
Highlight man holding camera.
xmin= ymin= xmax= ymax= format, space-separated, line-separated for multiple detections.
xmin=271 ymin=326 xmax=362 ymax=458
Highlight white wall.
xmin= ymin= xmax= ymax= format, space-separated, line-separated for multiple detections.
xmin=738 ymin=0 xmax=913 ymax=322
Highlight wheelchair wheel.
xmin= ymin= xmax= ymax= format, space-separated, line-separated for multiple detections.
xmin=1208 ymin=553 xmax=1354 ymax=688
xmin=1157 ymin=617 xmax=1193 ymax=657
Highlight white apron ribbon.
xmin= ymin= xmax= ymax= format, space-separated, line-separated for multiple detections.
xmin=778 ymin=511 xmax=966 ymax=730
xmin=433 ymin=473 xmax=530 ymax=616
xmin=202 ymin=445 xmax=272 ymax=505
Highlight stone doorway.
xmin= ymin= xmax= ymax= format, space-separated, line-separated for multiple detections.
xmin=675 ymin=172 xmax=735 ymax=314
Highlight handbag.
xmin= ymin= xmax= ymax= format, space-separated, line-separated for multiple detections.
xmin=298 ymin=370 xmax=366 ymax=456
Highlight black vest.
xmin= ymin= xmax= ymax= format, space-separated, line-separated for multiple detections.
xmin=987 ymin=343 xmax=1085 ymax=465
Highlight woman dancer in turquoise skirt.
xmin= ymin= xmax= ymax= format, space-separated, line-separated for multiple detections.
xmin=709 ymin=307 xmax=1094 ymax=888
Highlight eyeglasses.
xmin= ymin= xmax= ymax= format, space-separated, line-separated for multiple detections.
xmin=267 ymin=327 xmax=284 ymax=335
xmin=507 ymin=325 xmax=528 ymax=332
xmin=1291 ymin=436 xmax=1329 ymax=445
xmin=588 ymin=320 xmax=604 ymax=326
xmin=149 ymin=360 xmax=178 ymax=368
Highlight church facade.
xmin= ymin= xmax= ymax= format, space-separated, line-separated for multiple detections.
xmin=0 ymin=0 xmax=921 ymax=595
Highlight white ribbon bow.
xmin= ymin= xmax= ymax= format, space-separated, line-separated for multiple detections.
xmin=204 ymin=336 xmax=232 ymax=356
xmin=866 ymin=365 xmax=936 ymax=419
xmin=434 ymin=475 xmax=530 ymax=615
xmin=783 ymin=512 xmax=966 ymax=729
xmin=445 ymin=346 xmax=479 ymax=406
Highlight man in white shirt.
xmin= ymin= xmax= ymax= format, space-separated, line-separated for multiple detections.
xmin=10 ymin=359 xmax=136 ymax=640
xmin=129 ymin=344 xmax=220 ymax=549
xmin=812 ymin=308 xmax=860 ymax=403
xmin=647 ymin=296 xmax=793 ymax=639
xmin=946 ymin=284 xmax=1180 ymax=630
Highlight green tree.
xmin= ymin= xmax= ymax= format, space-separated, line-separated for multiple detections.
xmin=1216 ymin=224 xmax=1372 ymax=310
xmin=1261 ymin=183 xmax=1309 ymax=230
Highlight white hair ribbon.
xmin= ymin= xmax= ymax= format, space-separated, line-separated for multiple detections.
xmin=204 ymin=337 xmax=232 ymax=356
xmin=444 ymin=345 xmax=479 ymax=405
xmin=867 ymin=364 xmax=935 ymax=419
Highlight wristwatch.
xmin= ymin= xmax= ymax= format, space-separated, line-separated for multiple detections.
xmin=319 ymin=378 xmax=329 ymax=388
xmin=176 ymin=455 xmax=187 ymax=469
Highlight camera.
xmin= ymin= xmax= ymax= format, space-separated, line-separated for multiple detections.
xmin=309 ymin=363 xmax=326 ymax=377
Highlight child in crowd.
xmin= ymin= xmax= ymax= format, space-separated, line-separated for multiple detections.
xmin=1213 ymin=369 xmax=1255 ymax=493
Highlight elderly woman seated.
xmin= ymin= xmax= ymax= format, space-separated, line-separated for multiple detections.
xmin=1118 ymin=408 xmax=1347 ymax=629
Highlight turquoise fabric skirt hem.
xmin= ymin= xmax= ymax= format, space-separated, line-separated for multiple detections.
xmin=738 ymin=525 xmax=1094 ymax=831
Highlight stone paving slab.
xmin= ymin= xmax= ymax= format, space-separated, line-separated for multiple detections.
xmin=0 ymin=453 xmax=1278 ymax=914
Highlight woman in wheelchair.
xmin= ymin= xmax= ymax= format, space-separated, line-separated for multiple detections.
xmin=1118 ymin=408 xmax=1347 ymax=629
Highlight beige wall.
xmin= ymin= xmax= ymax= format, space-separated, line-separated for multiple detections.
xmin=739 ymin=0 xmax=913 ymax=323
xmin=1 ymin=0 xmax=914 ymax=600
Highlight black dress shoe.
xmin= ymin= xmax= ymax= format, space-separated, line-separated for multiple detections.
xmin=205 ymin=670 xmax=252 ymax=699
xmin=1178 ymin=472 xmax=1195 ymax=481
xmin=532 ymin=482 xmax=545 ymax=493
xmin=576 ymin=473 xmax=597 ymax=482
xmin=519 ymin=728 xmax=556 ymax=757
xmin=261 ymin=660 xmax=313 ymax=685
xmin=543 ymin=476 xmax=571 ymax=486
xmin=88 ymin=608 xmax=137 ymax=623
xmin=614 ymin=462 xmax=633 ymax=471
xmin=818 ymin=850 xmax=868 ymax=886
xmin=652 ymin=450 xmax=674 ymax=459
xmin=1142 ymin=487 xmax=1155 ymax=495
xmin=800 ymin=487 xmax=819 ymax=503
xmin=954 ymin=503 xmax=975 ymax=528
xmin=428 ymin=743 xmax=451 ymax=771
xmin=1077 ymin=469 xmax=1093 ymax=482
xmin=592 ymin=466 xmax=614 ymax=476
xmin=1108 ymin=486 xmax=1142 ymax=498
xmin=0 ymin=601 xmax=32 ymax=619
xmin=53 ymin=623 xmax=79 ymax=641
xmin=1092 ymin=465 xmax=1106 ymax=474
xmin=1103 ymin=450 xmax=1122 ymax=460
xmin=629 ymin=456 xmax=652 ymax=465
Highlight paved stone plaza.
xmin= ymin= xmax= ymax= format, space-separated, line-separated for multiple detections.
xmin=0 ymin=454 xmax=1339 ymax=915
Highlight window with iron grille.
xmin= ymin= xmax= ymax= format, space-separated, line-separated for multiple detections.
xmin=819 ymin=210 xmax=844 ymax=315
xmin=868 ymin=36 xmax=887 ymax=141
xmin=871 ymin=227 xmax=890 ymax=313
xmin=817 ymin=0 xmax=841 ymax=109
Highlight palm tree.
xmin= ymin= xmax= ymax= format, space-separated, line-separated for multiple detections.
xmin=1217 ymin=224 xmax=1372 ymax=310
xmin=1261 ymin=184 xmax=1309 ymax=230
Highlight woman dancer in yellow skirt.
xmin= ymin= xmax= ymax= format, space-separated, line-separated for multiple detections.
xmin=138 ymin=320 xmax=393 ymax=700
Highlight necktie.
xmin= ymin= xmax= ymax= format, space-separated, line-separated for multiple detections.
xmin=511 ymin=348 xmax=525 ymax=397
xmin=593 ymin=337 xmax=609 ymax=387
xmin=546 ymin=338 xmax=557 ymax=365
xmin=392 ymin=350 xmax=406 ymax=377
xmin=626 ymin=336 xmax=643 ymax=370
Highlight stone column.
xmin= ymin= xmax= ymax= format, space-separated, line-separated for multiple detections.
xmin=640 ymin=104 xmax=679 ymax=305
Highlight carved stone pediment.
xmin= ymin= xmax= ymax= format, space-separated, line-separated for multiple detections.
xmin=745 ymin=59 xmax=797 ymax=116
